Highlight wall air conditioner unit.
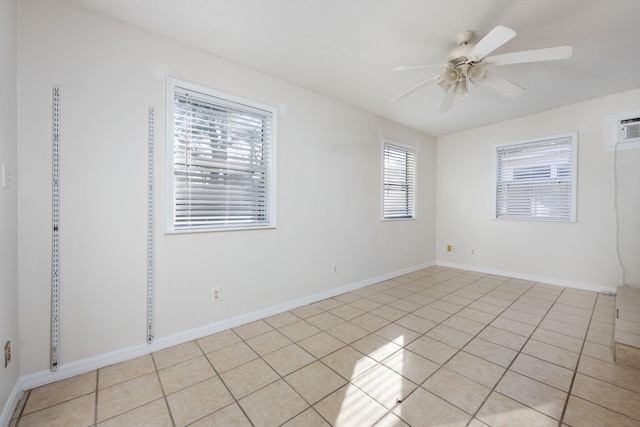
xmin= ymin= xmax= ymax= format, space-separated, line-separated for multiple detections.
xmin=607 ymin=109 xmax=640 ymax=151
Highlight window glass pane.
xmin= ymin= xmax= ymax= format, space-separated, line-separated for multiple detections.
xmin=496 ymin=135 xmax=575 ymax=221
xmin=383 ymin=142 xmax=416 ymax=219
xmin=170 ymin=82 xmax=274 ymax=231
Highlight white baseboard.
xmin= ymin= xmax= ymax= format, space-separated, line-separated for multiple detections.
xmin=436 ymin=260 xmax=617 ymax=294
xmin=0 ymin=378 xmax=23 ymax=427
xmin=19 ymin=261 xmax=435 ymax=391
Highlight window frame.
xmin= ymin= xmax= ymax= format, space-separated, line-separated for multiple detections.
xmin=493 ymin=132 xmax=577 ymax=222
xmin=382 ymin=139 xmax=417 ymax=221
xmin=166 ymin=77 xmax=277 ymax=233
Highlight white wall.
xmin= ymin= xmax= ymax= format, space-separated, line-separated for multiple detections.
xmin=436 ymin=89 xmax=640 ymax=289
xmin=17 ymin=0 xmax=436 ymax=377
xmin=0 ymin=0 xmax=20 ymax=423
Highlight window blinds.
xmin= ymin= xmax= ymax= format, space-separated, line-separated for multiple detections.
xmin=172 ymin=87 xmax=274 ymax=230
xmin=383 ymin=142 xmax=416 ymax=219
xmin=496 ymin=135 xmax=575 ymax=221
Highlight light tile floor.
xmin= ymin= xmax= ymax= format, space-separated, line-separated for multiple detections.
xmin=10 ymin=267 xmax=640 ymax=426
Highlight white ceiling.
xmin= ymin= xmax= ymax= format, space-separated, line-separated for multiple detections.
xmin=67 ymin=0 xmax=640 ymax=136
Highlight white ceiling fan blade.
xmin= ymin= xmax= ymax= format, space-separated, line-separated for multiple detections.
xmin=392 ymin=64 xmax=442 ymax=72
xmin=389 ymin=74 xmax=441 ymax=102
xmin=469 ymin=25 xmax=516 ymax=60
xmin=487 ymin=45 xmax=573 ymax=66
xmin=482 ymin=71 xmax=525 ymax=98
xmin=438 ymin=84 xmax=456 ymax=113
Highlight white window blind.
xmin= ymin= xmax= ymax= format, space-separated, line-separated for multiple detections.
xmin=495 ymin=134 xmax=576 ymax=221
xmin=383 ymin=141 xmax=416 ymax=219
xmin=169 ymin=81 xmax=275 ymax=231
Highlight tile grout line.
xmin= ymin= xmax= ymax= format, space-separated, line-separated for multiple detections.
xmin=150 ymin=350 xmax=178 ymax=427
xmin=557 ymin=290 xmax=599 ymax=425
xmin=465 ymin=281 xmax=567 ymax=425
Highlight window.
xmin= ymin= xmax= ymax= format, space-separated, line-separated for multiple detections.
xmin=383 ymin=140 xmax=416 ymax=219
xmin=167 ymin=78 xmax=276 ymax=232
xmin=495 ymin=133 xmax=577 ymax=221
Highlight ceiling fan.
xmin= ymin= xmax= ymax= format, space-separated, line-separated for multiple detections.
xmin=390 ymin=25 xmax=573 ymax=113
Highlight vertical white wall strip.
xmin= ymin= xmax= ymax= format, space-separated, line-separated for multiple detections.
xmin=147 ymin=107 xmax=155 ymax=343
xmin=51 ymin=87 xmax=60 ymax=371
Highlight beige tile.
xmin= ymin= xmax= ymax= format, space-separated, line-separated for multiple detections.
xmin=589 ymin=319 xmax=615 ymax=334
xmin=220 ymin=358 xmax=280 ymax=399
xmin=371 ymin=305 xmax=409 ymax=322
xmin=97 ymin=372 xmax=163 ymax=422
xmin=232 ymin=320 xmax=274 ymax=340
xmin=196 ymin=329 xmax=241 ymax=353
xmin=426 ymin=325 xmax=473 ymax=348
xmin=468 ymin=300 xmax=504 ymax=315
xmin=263 ymin=311 xmax=301 ymax=329
xmin=348 ymin=297 xmax=383 ymax=312
xmin=540 ymin=318 xmax=587 ymax=339
xmin=476 ymin=392 xmax=558 ymax=427
xmin=321 ymin=346 xmax=377 ymax=380
xmin=189 ymin=403 xmax=252 ymax=427
xmin=330 ymin=304 xmax=366 ymax=321
xmin=391 ymin=388 xmax=471 ymax=427
xmin=444 ymin=351 xmax=506 ymax=388
xmin=285 ymin=361 xmax=347 ymax=404
xmin=326 ymin=322 xmax=369 ymax=344
xmin=501 ymin=308 xmax=543 ymax=326
xmin=152 ymin=341 xmax=202 ymax=370
xmin=97 ymin=398 xmax=171 ymax=427
xmin=298 ymin=332 xmax=345 ymax=358
xmin=158 ymin=356 xmax=215 ymax=395
xmin=551 ymin=303 xmax=592 ymax=319
xmin=546 ymin=309 xmax=591 ymax=328
xmin=463 ymin=338 xmax=517 ymax=368
xmin=368 ymin=292 xmax=399 ymax=305
xmin=375 ymin=323 xmax=420 ymax=346
xmin=382 ymin=348 xmax=439 ymax=384
xmin=429 ymin=300 xmax=465 ymax=314
xmin=578 ymin=355 xmax=640 ymax=394
xmin=490 ymin=316 xmax=535 ymax=337
xmin=245 ymin=329 xmax=293 ymax=355
xmin=166 ymin=377 xmax=234 ymax=426
xmin=314 ymin=384 xmax=388 ymax=427
xmin=587 ymin=329 xmax=613 ymax=346
xmin=581 ymin=340 xmax=615 ymax=363
xmin=352 ymin=334 xmax=401 ymax=362
xmin=282 ymin=408 xmax=330 ymax=427
xmin=495 ymin=371 xmax=567 ymax=420
xmin=456 ymin=307 xmax=496 ymax=324
xmin=395 ymin=314 xmax=437 ymax=334
xmin=207 ymin=340 xmax=258 ymax=372
xmin=352 ymin=364 xmax=417 ymax=409
xmin=305 ymin=312 xmax=344 ymax=330
xmin=388 ymin=298 xmax=422 ymax=312
xmin=99 ymin=355 xmax=155 ymax=390
xmin=291 ymin=304 xmax=324 ymax=319
xmin=530 ymin=328 xmax=584 ymax=353
xmin=373 ymin=412 xmax=411 ymax=427
xmin=11 ymin=390 xmax=28 ymax=419
xmin=18 ymin=394 xmax=95 ymax=427
xmin=406 ymin=336 xmax=458 ymax=364
xmin=333 ymin=292 xmax=362 ymax=304
xmin=312 ymin=298 xmax=344 ymax=311
xmin=24 ymin=371 xmax=96 ymax=415
xmin=571 ymin=373 xmax=640 ymax=421
xmin=563 ymin=395 xmax=640 ymax=427
xmin=509 ymin=301 xmax=549 ymax=316
xmin=467 ymin=418 xmax=490 ymax=427
xmin=510 ymin=353 xmax=573 ymax=392
xmin=239 ymin=379 xmax=309 ymax=427
xmin=279 ymin=320 xmax=322 ymax=341
xmin=423 ymin=368 xmax=491 ymax=414
xmin=441 ymin=293 xmax=475 ymax=307
xmin=521 ymin=339 xmax=580 ymax=370
xmin=441 ymin=315 xmax=485 ymax=335
xmin=263 ymin=344 xmax=316 ymax=376
xmin=477 ymin=326 xmax=527 ymax=351
xmin=350 ymin=313 xmax=390 ymax=332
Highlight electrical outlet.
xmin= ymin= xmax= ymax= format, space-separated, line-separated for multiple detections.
xmin=404 ymin=249 xmax=408 ymax=257
xmin=471 ymin=248 xmax=476 ymax=255
xmin=211 ymin=288 xmax=221 ymax=302
xmin=447 ymin=245 xmax=452 ymax=252
xmin=331 ymin=264 xmax=338 ymax=274
xmin=4 ymin=341 xmax=10 ymax=368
